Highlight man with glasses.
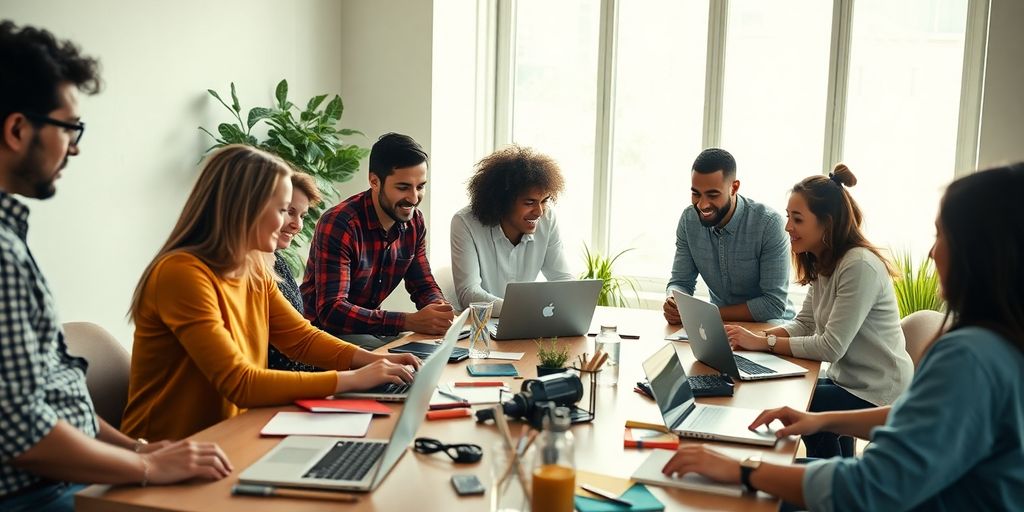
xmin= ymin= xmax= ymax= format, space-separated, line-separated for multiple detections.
xmin=0 ymin=21 xmax=230 ymax=511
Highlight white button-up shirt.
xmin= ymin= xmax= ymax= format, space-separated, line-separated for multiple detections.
xmin=450 ymin=206 xmax=574 ymax=315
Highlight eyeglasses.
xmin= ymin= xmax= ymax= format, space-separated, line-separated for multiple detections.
xmin=23 ymin=112 xmax=86 ymax=146
xmin=413 ymin=437 xmax=483 ymax=463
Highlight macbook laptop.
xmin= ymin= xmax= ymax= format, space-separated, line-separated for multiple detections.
xmin=642 ymin=343 xmax=776 ymax=446
xmin=238 ymin=310 xmax=469 ymax=492
xmin=672 ymin=290 xmax=807 ymax=381
xmin=488 ymin=279 xmax=602 ymax=340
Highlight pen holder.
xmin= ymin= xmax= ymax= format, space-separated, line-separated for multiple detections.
xmin=568 ymin=366 xmax=599 ymax=424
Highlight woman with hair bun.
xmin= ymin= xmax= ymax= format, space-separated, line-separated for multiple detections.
xmin=724 ymin=164 xmax=914 ymax=458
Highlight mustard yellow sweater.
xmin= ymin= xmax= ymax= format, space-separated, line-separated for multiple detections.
xmin=122 ymin=252 xmax=357 ymax=440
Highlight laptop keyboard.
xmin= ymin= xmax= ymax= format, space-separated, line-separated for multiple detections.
xmin=688 ymin=374 xmax=731 ymax=392
xmin=303 ymin=441 xmax=386 ymax=481
xmin=362 ymin=370 xmax=416 ymax=395
xmin=733 ymin=355 xmax=775 ymax=376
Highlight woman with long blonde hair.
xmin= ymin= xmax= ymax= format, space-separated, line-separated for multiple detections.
xmin=121 ymin=145 xmax=419 ymax=440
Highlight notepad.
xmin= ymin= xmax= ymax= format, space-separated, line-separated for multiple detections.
xmin=466 ymin=363 xmax=519 ymax=377
xmin=260 ymin=411 xmax=373 ymax=437
xmin=430 ymin=383 xmax=511 ymax=406
xmin=574 ymin=484 xmax=665 ymax=512
xmin=295 ymin=399 xmax=392 ymax=415
xmin=631 ymin=448 xmax=751 ymax=498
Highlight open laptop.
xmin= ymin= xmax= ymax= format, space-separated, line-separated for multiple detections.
xmin=642 ymin=343 xmax=777 ymax=446
xmin=238 ymin=310 xmax=468 ymax=492
xmin=672 ymin=290 xmax=807 ymax=381
xmin=488 ymin=279 xmax=602 ymax=340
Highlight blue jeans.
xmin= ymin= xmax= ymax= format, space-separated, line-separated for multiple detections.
xmin=0 ymin=482 xmax=86 ymax=512
xmin=805 ymin=378 xmax=874 ymax=458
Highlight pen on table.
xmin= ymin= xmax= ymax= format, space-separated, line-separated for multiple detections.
xmin=232 ymin=484 xmax=359 ymax=503
xmin=580 ymin=484 xmax=634 ymax=507
xmin=436 ymin=388 xmax=470 ymax=403
xmin=588 ymin=332 xmax=641 ymax=340
xmin=453 ymin=381 xmax=505 ymax=387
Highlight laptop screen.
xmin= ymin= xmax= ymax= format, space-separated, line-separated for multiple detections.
xmin=370 ymin=310 xmax=469 ymax=486
xmin=642 ymin=344 xmax=696 ymax=430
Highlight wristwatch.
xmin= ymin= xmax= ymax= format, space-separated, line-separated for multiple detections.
xmin=765 ymin=333 xmax=778 ymax=353
xmin=740 ymin=455 xmax=762 ymax=494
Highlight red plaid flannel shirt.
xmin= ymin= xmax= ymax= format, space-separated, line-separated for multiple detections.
xmin=301 ymin=189 xmax=444 ymax=335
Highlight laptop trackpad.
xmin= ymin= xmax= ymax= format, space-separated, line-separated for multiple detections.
xmin=269 ymin=447 xmax=321 ymax=465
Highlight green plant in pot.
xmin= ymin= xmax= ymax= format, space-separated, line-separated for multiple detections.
xmin=891 ymin=249 xmax=944 ymax=319
xmin=535 ymin=337 xmax=570 ymax=377
xmin=199 ymin=80 xmax=368 ymax=277
xmin=580 ymin=244 xmax=640 ymax=307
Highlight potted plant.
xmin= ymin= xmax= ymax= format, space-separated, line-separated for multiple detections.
xmin=891 ymin=249 xmax=944 ymax=318
xmin=199 ymin=80 xmax=368 ymax=276
xmin=580 ymin=243 xmax=640 ymax=307
xmin=535 ymin=337 xmax=570 ymax=377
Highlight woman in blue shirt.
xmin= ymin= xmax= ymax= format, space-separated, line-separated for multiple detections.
xmin=661 ymin=163 xmax=1024 ymax=511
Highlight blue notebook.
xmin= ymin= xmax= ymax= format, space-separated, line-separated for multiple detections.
xmin=574 ymin=484 xmax=664 ymax=512
xmin=466 ymin=363 xmax=519 ymax=377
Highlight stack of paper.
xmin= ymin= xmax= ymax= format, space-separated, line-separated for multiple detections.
xmin=429 ymin=382 xmax=512 ymax=406
xmin=260 ymin=411 xmax=373 ymax=437
xmin=573 ymin=470 xmax=664 ymax=511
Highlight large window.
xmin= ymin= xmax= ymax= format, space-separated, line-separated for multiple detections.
xmin=495 ymin=0 xmax=977 ymax=295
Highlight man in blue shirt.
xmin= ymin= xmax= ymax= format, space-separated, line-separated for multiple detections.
xmin=663 ymin=148 xmax=793 ymax=323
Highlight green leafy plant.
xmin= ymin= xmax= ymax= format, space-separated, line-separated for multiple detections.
xmin=891 ymin=249 xmax=944 ymax=318
xmin=535 ymin=337 xmax=570 ymax=368
xmin=199 ymin=80 xmax=368 ymax=276
xmin=580 ymin=244 xmax=640 ymax=308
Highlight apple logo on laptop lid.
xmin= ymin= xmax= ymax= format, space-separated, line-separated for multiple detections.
xmin=542 ymin=302 xmax=555 ymax=318
xmin=698 ymin=323 xmax=707 ymax=341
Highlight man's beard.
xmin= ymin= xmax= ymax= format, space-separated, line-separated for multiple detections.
xmin=697 ymin=195 xmax=732 ymax=228
xmin=12 ymin=135 xmax=61 ymax=200
xmin=378 ymin=189 xmax=417 ymax=224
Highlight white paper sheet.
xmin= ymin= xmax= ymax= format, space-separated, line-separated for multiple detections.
xmin=260 ymin=411 xmax=373 ymax=437
xmin=429 ymin=383 xmax=512 ymax=405
xmin=665 ymin=327 xmax=688 ymax=341
xmin=486 ymin=351 xmax=525 ymax=361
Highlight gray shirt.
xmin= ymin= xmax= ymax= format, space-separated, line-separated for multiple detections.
xmin=785 ymin=247 xmax=914 ymax=406
xmin=668 ymin=195 xmax=794 ymax=321
xmin=450 ymin=206 xmax=574 ymax=314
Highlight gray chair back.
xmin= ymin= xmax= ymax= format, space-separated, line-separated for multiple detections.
xmin=900 ymin=310 xmax=949 ymax=368
xmin=62 ymin=322 xmax=131 ymax=429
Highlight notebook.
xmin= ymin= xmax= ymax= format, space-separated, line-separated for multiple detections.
xmin=574 ymin=484 xmax=665 ymax=512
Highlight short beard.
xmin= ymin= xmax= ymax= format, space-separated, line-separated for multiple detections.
xmin=377 ymin=188 xmax=415 ymax=224
xmin=697 ymin=195 xmax=732 ymax=228
xmin=11 ymin=135 xmax=59 ymax=200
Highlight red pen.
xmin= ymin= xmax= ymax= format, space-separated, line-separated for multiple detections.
xmin=453 ymin=381 xmax=505 ymax=388
xmin=426 ymin=408 xmax=473 ymax=420
xmin=429 ymin=402 xmax=471 ymax=411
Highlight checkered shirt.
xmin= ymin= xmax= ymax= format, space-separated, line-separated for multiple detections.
xmin=0 ymin=192 xmax=98 ymax=496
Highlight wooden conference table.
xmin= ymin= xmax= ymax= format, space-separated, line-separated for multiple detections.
xmin=77 ymin=307 xmax=820 ymax=511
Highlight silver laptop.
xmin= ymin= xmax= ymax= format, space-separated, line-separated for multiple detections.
xmin=488 ymin=280 xmax=602 ymax=340
xmin=672 ymin=290 xmax=807 ymax=381
xmin=642 ymin=343 xmax=777 ymax=446
xmin=238 ymin=310 xmax=469 ymax=492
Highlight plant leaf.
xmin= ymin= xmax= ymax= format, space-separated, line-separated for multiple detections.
xmin=247 ymin=107 xmax=271 ymax=129
xmin=275 ymin=79 xmax=289 ymax=109
xmin=229 ymin=82 xmax=240 ymax=113
xmin=324 ymin=95 xmax=343 ymax=121
xmin=306 ymin=94 xmax=328 ymax=112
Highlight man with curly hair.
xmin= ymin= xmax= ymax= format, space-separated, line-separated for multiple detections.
xmin=450 ymin=145 xmax=575 ymax=315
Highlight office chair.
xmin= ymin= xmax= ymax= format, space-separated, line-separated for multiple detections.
xmin=62 ymin=322 xmax=131 ymax=429
xmin=900 ymin=310 xmax=948 ymax=368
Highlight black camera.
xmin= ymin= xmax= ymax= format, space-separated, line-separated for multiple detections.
xmin=475 ymin=370 xmax=590 ymax=429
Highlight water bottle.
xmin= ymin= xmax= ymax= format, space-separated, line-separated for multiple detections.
xmin=594 ymin=325 xmax=621 ymax=386
xmin=530 ymin=407 xmax=575 ymax=512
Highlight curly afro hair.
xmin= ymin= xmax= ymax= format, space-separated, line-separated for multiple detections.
xmin=467 ymin=145 xmax=566 ymax=226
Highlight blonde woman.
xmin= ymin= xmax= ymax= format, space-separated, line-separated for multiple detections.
xmin=122 ymin=145 xmax=419 ymax=440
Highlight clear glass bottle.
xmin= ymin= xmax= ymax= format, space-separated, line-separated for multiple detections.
xmin=530 ymin=407 xmax=576 ymax=512
xmin=467 ymin=301 xmax=493 ymax=359
xmin=594 ymin=324 xmax=621 ymax=386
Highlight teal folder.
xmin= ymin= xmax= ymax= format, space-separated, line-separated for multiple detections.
xmin=466 ymin=363 xmax=519 ymax=377
xmin=574 ymin=483 xmax=665 ymax=512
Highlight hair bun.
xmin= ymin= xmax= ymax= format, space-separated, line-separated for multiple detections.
xmin=831 ymin=163 xmax=857 ymax=187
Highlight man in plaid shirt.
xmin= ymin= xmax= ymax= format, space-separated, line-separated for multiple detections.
xmin=0 ymin=22 xmax=229 ymax=511
xmin=302 ymin=133 xmax=455 ymax=336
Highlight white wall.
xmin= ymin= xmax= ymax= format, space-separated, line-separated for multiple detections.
xmin=335 ymin=0 xmax=435 ymax=314
xmin=977 ymin=0 xmax=1024 ymax=168
xmin=4 ymin=0 xmax=345 ymax=347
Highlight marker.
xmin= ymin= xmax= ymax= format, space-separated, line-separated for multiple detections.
xmin=580 ymin=484 xmax=634 ymax=507
xmin=232 ymin=484 xmax=359 ymax=503
xmin=453 ymin=381 xmax=505 ymax=387
xmin=437 ymin=388 xmax=469 ymax=403
xmin=429 ymin=402 xmax=471 ymax=411
xmin=426 ymin=408 xmax=473 ymax=420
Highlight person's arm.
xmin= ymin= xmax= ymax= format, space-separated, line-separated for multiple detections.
xmin=718 ymin=303 xmax=755 ymax=322
xmin=12 ymin=421 xmax=231 ymax=485
xmin=309 ymin=218 xmax=404 ymax=334
xmin=804 ymin=336 xmax=1002 ymax=511
xmin=785 ymin=259 xmax=882 ymax=362
xmin=404 ymin=215 xmax=446 ymax=308
xmin=667 ymin=210 xmax=698 ymax=296
xmin=450 ymin=213 xmax=502 ymax=308
xmin=743 ymin=213 xmax=791 ymax=321
xmin=539 ymin=208 xmax=575 ymax=282
xmin=267 ymin=279 xmax=358 ymax=370
xmin=154 ymin=257 xmax=338 ymax=407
